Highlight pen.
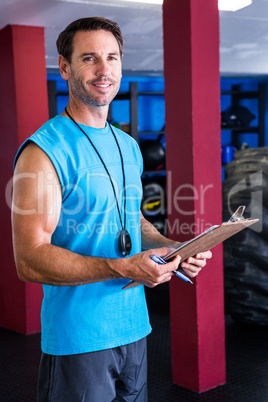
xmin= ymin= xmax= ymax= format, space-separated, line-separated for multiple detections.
xmin=151 ymin=255 xmax=194 ymax=285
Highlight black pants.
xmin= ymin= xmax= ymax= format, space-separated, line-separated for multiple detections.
xmin=37 ymin=337 xmax=148 ymax=402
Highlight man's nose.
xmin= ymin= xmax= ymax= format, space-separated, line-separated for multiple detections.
xmin=95 ymin=59 xmax=111 ymax=77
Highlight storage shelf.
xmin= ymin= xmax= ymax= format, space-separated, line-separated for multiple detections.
xmin=139 ymin=130 xmax=165 ymax=136
xmin=221 ymin=126 xmax=259 ymax=133
xmin=138 ymin=91 xmax=164 ymax=96
xmin=220 ymin=83 xmax=265 ymax=148
xmin=221 ymin=90 xmax=259 ymax=98
xmin=142 ymin=211 xmax=167 ymax=217
xmin=142 ymin=170 xmax=166 ymax=176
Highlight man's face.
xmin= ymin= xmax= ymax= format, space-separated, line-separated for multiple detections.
xmin=66 ymin=29 xmax=122 ymax=108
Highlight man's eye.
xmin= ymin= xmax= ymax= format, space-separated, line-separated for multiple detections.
xmin=83 ymin=57 xmax=93 ymax=62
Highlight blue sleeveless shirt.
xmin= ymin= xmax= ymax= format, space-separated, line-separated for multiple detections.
xmin=14 ymin=115 xmax=151 ymax=355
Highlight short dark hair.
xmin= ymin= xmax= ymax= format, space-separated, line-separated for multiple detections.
xmin=56 ymin=17 xmax=124 ymax=63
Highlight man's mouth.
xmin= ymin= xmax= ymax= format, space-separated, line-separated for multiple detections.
xmin=94 ymin=84 xmax=110 ymax=87
xmin=92 ymin=82 xmax=112 ymax=88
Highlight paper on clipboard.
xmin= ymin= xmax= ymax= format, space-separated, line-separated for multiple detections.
xmin=163 ymin=218 xmax=259 ymax=263
xmin=122 ymin=208 xmax=259 ymax=290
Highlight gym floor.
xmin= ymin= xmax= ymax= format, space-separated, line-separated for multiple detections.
xmin=1 ymin=284 xmax=268 ymax=402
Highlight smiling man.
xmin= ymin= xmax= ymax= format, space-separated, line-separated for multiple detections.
xmin=12 ymin=17 xmax=211 ymax=401
xmin=63 ymin=29 xmax=122 ymax=111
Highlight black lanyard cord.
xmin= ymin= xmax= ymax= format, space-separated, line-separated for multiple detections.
xmin=64 ymin=107 xmax=126 ymax=231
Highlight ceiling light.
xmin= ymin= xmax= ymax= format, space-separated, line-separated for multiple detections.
xmin=218 ymin=0 xmax=252 ymax=12
xmin=117 ymin=0 xmax=163 ymax=4
xmin=118 ymin=0 xmax=252 ymax=11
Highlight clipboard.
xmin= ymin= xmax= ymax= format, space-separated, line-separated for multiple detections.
xmin=122 ymin=206 xmax=259 ymax=290
xmin=163 ymin=218 xmax=258 ymax=263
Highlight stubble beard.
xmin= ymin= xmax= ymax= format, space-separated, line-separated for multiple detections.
xmin=69 ymin=71 xmax=120 ymax=108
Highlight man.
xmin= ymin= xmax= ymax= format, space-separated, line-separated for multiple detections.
xmin=12 ymin=17 xmax=211 ymax=401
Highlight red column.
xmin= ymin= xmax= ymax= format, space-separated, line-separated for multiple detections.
xmin=163 ymin=0 xmax=226 ymax=392
xmin=0 ymin=25 xmax=49 ymax=334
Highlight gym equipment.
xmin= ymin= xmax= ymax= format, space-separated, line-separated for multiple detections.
xmin=222 ymin=147 xmax=268 ymax=325
xmin=140 ymin=137 xmax=166 ymax=171
xmin=141 ymin=176 xmax=166 ymax=215
xmin=221 ymin=105 xmax=256 ymax=127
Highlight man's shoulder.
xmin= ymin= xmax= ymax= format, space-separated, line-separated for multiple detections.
xmin=29 ymin=115 xmax=77 ymax=151
xmin=34 ymin=115 xmax=68 ymax=137
xmin=14 ymin=115 xmax=69 ymax=170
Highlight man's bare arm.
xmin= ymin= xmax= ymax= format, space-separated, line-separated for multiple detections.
xmin=12 ymin=143 xmax=180 ymax=287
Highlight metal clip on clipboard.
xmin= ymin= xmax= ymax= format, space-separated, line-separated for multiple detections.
xmin=228 ymin=205 xmax=246 ymax=222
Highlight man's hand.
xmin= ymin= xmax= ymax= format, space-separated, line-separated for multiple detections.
xmin=180 ymin=250 xmax=212 ymax=278
xmin=122 ymin=247 xmax=181 ymax=288
xmin=120 ymin=247 xmax=212 ymax=288
xmin=139 ymin=214 xmax=213 ymax=281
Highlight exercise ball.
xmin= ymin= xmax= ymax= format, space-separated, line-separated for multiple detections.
xmin=140 ymin=140 xmax=166 ymax=171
